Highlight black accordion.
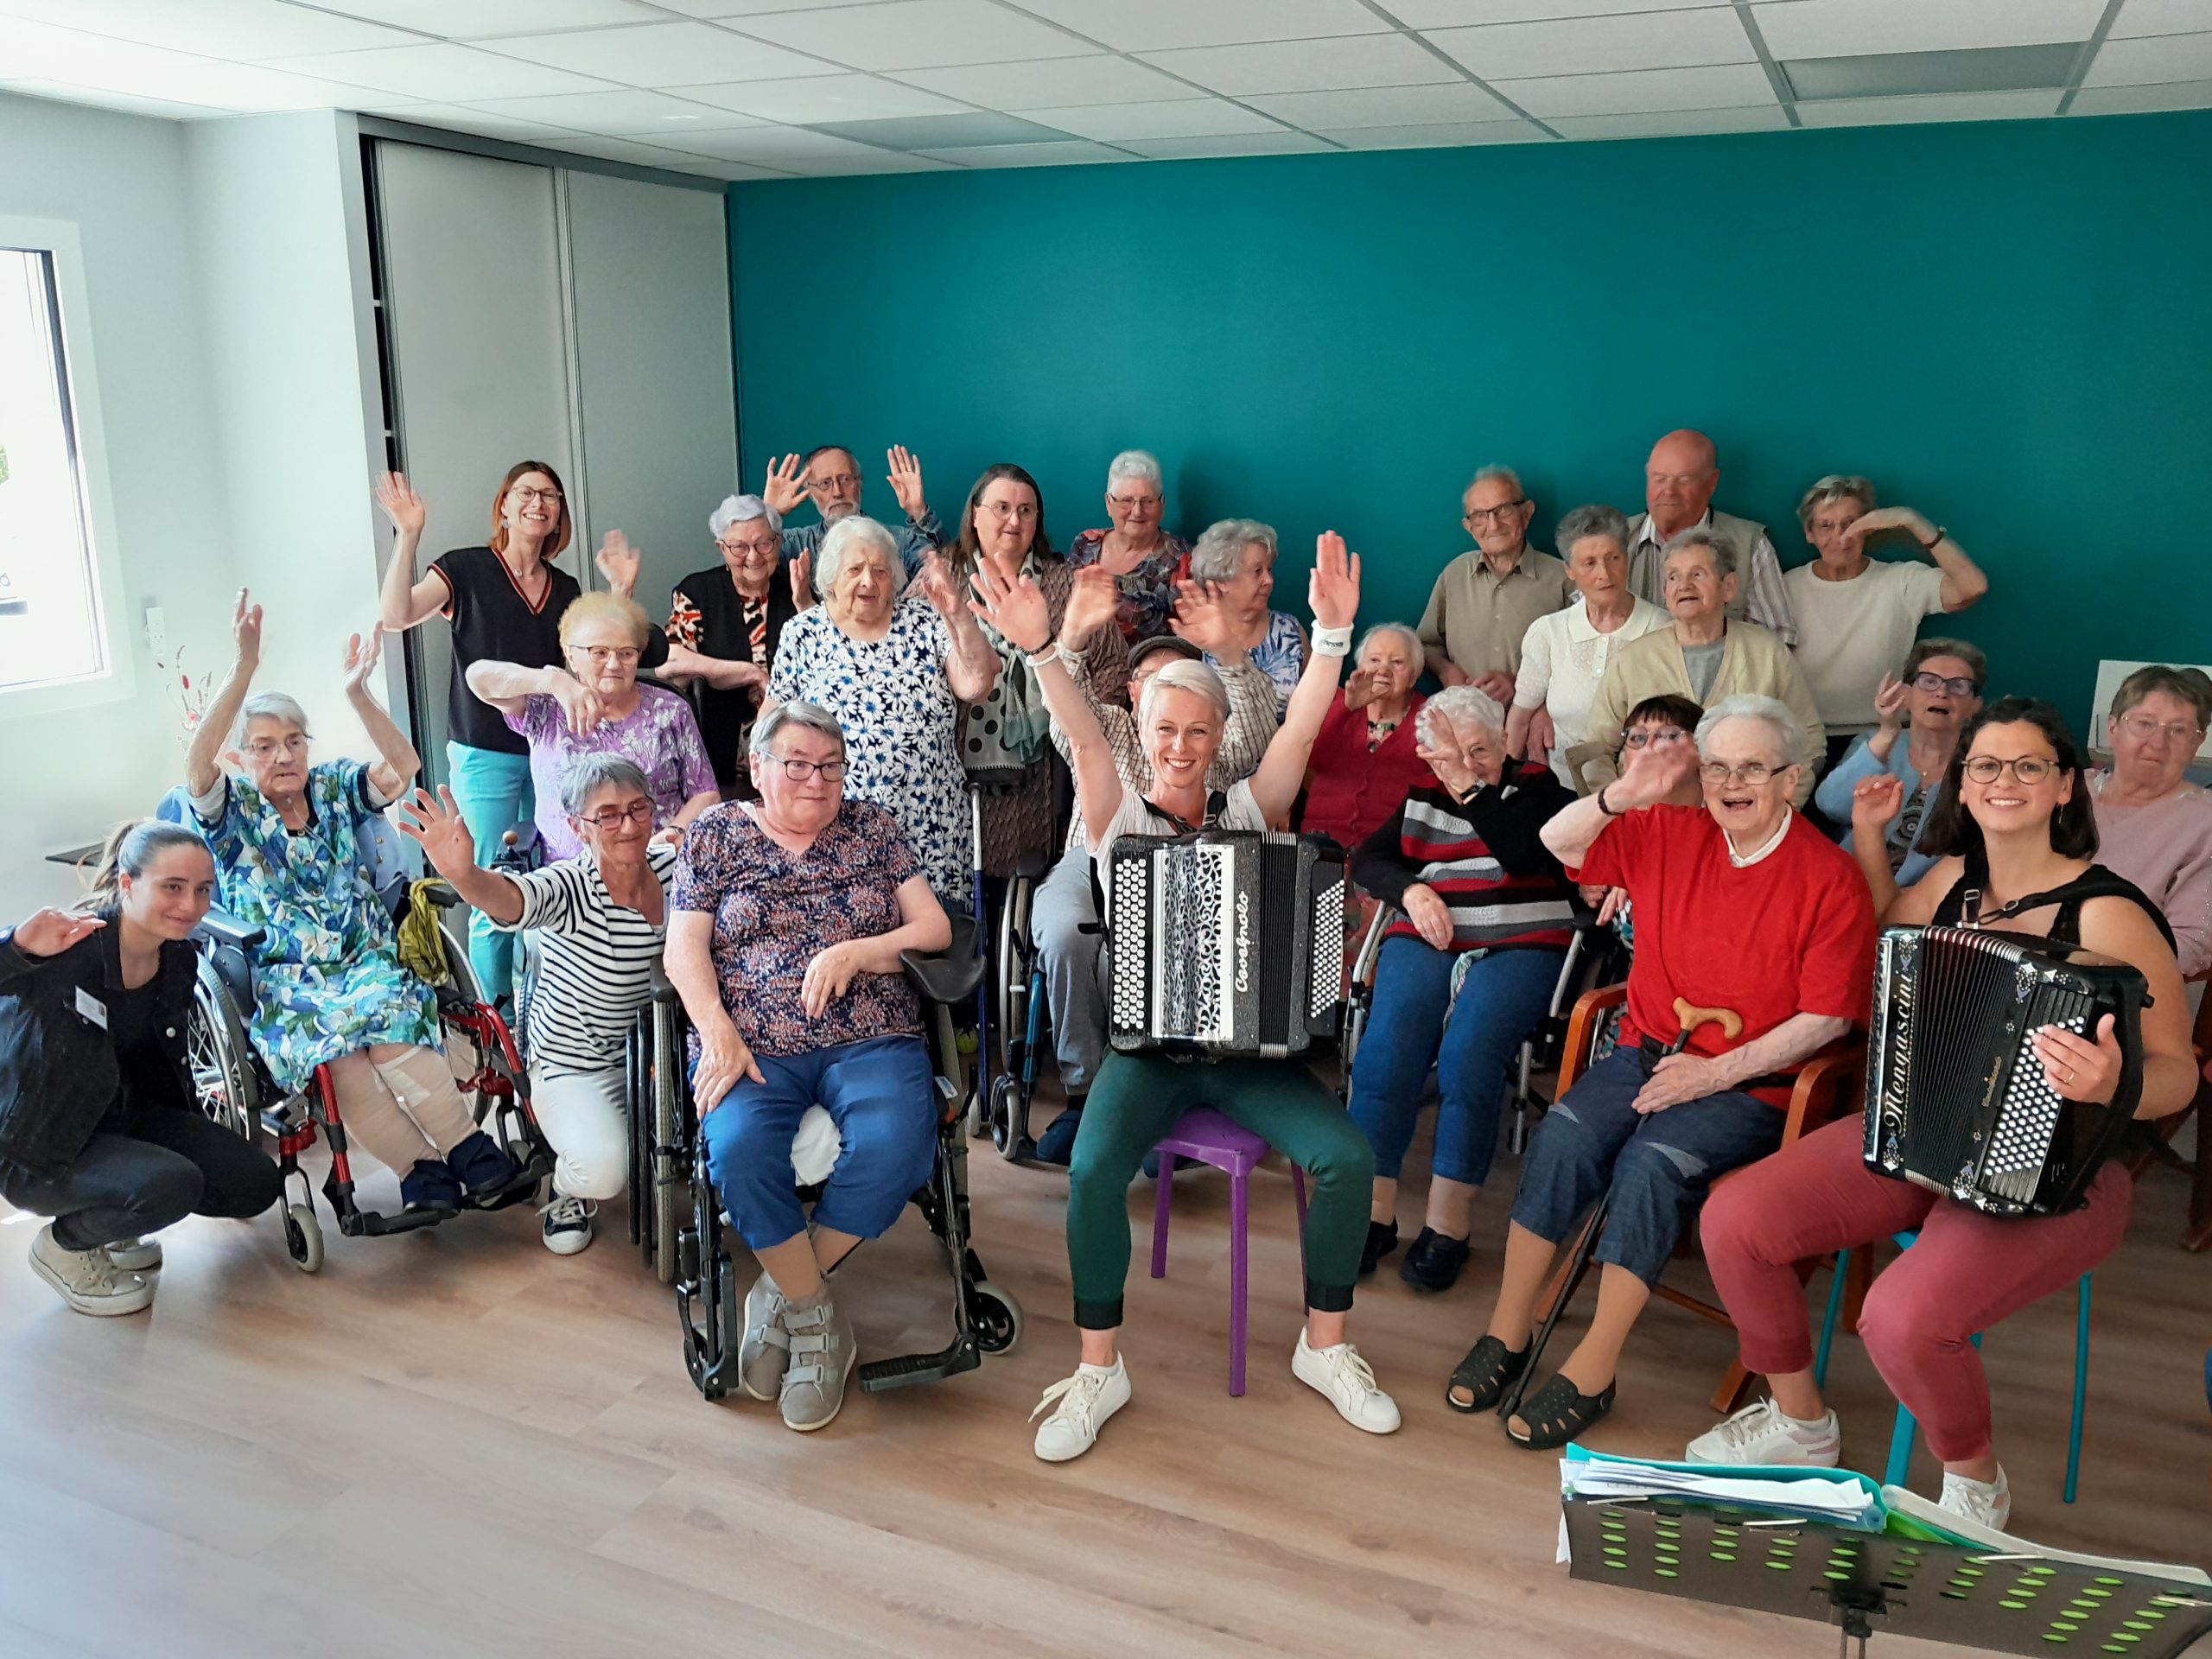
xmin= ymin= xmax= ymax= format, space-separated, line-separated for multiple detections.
xmin=1103 ymin=830 xmax=1346 ymax=1058
xmin=1862 ymin=925 xmax=2150 ymax=1217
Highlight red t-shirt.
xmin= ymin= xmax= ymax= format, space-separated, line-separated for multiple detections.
xmin=1573 ymin=805 xmax=1876 ymax=1106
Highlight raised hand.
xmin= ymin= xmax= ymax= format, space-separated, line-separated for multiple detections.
xmin=1872 ymin=672 xmax=1910 ymax=733
xmin=10 ymin=907 xmax=105 ymax=958
xmin=1415 ymin=732 xmax=1478 ymax=798
xmin=342 ymin=626 xmax=385 ymax=696
xmin=1618 ymin=731 xmax=1699 ymax=807
xmin=390 ymin=785 xmax=476 ymax=875
xmin=548 ymin=671 xmax=606 ymax=737
xmin=232 ymin=588 xmax=264 ymax=668
xmin=1844 ymin=505 xmax=1936 ymax=548
xmin=1853 ymin=772 xmax=1904 ymax=833
xmin=916 ymin=550 xmax=968 ymax=624
xmin=789 ymin=547 xmax=813 ymax=611
xmin=594 ymin=531 xmax=642 ymax=598
xmin=966 ymin=559 xmax=1051 ymax=653
xmin=886 ymin=445 xmax=926 ymax=518
xmin=1168 ymin=578 xmax=1235 ymax=657
xmin=2034 ymin=1013 xmax=2122 ymax=1105
xmin=1061 ymin=564 xmax=1118 ymax=648
xmin=372 ymin=471 xmax=426 ymax=538
xmin=762 ymin=453 xmax=807 ymax=518
xmin=1343 ymin=661 xmax=1377 ymax=713
xmin=1308 ymin=531 xmax=1361 ymax=631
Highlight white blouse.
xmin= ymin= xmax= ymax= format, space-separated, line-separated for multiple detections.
xmin=1512 ymin=594 xmax=1670 ymax=788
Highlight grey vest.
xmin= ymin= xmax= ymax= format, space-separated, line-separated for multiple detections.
xmin=1624 ymin=507 xmax=1766 ymax=624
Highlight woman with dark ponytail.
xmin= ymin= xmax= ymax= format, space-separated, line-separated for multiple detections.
xmin=0 ymin=821 xmax=280 ymax=1316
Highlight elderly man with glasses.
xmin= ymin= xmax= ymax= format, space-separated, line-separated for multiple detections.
xmin=760 ymin=443 xmax=946 ymax=579
xmin=664 ymin=493 xmax=812 ymax=791
xmin=1420 ymin=466 xmax=1571 ymax=706
xmin=1443 ymin=693 xmax=1874 ymax=1452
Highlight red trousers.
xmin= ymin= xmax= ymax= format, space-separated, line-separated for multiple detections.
xmin=1700 ymin=1116 xmax=2132 ymax=1463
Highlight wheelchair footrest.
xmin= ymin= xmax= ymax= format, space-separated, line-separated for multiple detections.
xmin=858 ymin=1338 xmax=981 ymax=1394
xmin=353 ymin=1206 xmax=451 ymax=1237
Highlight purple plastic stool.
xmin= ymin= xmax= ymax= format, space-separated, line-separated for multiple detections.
xmin=1147 ymin=1107 xmax=1309 ymax=1396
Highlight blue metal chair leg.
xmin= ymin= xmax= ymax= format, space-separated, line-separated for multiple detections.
xmin=1814 ymin=1248 xmax=1850 ymax=1389
xmin=2064 ymin=1273 xmax=2089 ymax=1505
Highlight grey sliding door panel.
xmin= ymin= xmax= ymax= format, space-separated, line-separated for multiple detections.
xmin=372 ymin=141 xmax=575 ymax=784
xmin=562 ymin=168 xmax=737 ymax=628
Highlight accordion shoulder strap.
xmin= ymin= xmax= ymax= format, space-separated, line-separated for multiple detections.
xmin=1946 ymin=848 xmax=2177 ymax=951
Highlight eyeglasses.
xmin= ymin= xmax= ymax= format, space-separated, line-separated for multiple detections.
xmin=1622 ymin=727 xmax=1689 ymax=749
xmin=576 ymin=799 xmax=654 ymax=830
xmin=1962 ymin=755 xmax=2056 ymax=785
xmin=719 ymin=537 xmax=782 ymax=560
xmin=244 ymin=734 xmax=308 ymax=759
xmin=1462 ymin=501 xmax=1526 ymax=526
xmin=810 ymin=472 xmax=861 ymax=493
xmin=2116 ymin=713 xmax=2204 ymax=744
xmin=980 ymin=500 xmax=1038 ymax=521
xmin=1107 ymin=493 xmax=1162 ymax=511
xmin=509 ymin=486 xmax=562 ymax=505
xmin=762 ymin=754 xmax=848 ymax=782
xmin=1700 ymin=760 xmax=1785 ymax=785
xmin=1910 ymin=671 xmax=1980 ymax=698
xmin=575 ymin=645 xmax=641 ymax=665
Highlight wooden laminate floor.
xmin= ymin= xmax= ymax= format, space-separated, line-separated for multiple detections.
xmin=2 ymin=1103 xmax=2207 ymax=1659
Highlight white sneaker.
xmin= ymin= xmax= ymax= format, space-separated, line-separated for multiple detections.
xmin=105 ymin=1236 xmax=163 ymax=1273
xmin=1292 ymin=1329 xmax=1401 ymax=1434
xmin=537 ymin=1194 xmax=595 ymax=1256
xmin=1031 ymin=1357 xmax=1131 ymax=1462
xmin=1685 ymin=1399 xmax=1842 ymax=1467
xmin=1939 ymin=1465 xmax=2012 ymax=1532
xmin=29 ymin=1225 xmax=155 ymax=1317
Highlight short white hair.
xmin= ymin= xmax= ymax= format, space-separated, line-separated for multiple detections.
xmin=1662 ymin=525 xmax=1736 ymax=579
xmin=1695 ymin=694 xmax=1799 ymax=768
xmin=1188 ymin=518 xmax=1276 ymax=584
xmin=236 ymin=692 xmax=310 ymax=745
xmin=1355 ymin=622 xmax=1422 ymax=665
xmin=1136 ymin=658 xmax=1230 ymax=730
xmin=1416 ymin=685 xmax=1504 ymax=748
xmin=709 ymin=493 xmax=780 ymax=540
xmin=1466 ymin=463 xmax=1523 ymax=500
xmin=816 ymin=515 xmax=906 ymax=601
xmin=1106 ymin=449 xmax=1162 ymax=493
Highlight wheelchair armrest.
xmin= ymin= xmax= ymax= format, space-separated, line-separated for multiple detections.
xmin=194 ymin=906 xmax=264 ymax=952
xmin=1012 ymin=849 xmax=1051 ymax=884
xmin=902 ymin=912 xmax=984 ymax=1007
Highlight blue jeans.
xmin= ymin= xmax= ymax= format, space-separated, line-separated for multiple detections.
xmin=444 ymin=741 xmax=534 ymax=1001
xmin=1347 ymin=940 xmax=1563 ymax=1187
xmin=700 ymin=1035 xmax=936 ymax=1252
xmin=1509 ymin=1043 xmax=1783 ymax=1286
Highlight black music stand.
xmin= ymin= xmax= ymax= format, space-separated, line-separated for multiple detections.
xmin=1565 ymin=1496 xmax=2212 ymax=1658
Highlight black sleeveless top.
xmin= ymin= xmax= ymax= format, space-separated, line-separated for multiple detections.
xmin=1930 ymin=849 xmax=2177 ymax=954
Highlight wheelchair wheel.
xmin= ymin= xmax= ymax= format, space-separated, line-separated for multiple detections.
xmin=283 ymin=1202 xmax=324 ymax=1274
xmin=649 ymin=999 xmax=686 ymax=1285
xmin=995 ymin=875 xmax=1032 ymax=1079
xmin=969 ymin=1280 xmax=1021 ymax=1354
xmin=186 ymin=958 xmax=258 ymax=1142
xmin=988 ymin=1072 xmax=1027 ymax=1162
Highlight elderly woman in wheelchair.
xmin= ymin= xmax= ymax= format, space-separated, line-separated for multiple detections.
xmin=1344 ymin=685 xmax=1579 ymax=1294
xmin=394 ymin=754 xmax=677 ymax=1257
xmin=663 ymin=702 xmax=950 ymax=1432
xmin=186 ymin=591 xmax=531 ymax=1218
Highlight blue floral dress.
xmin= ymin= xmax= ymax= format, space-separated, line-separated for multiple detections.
xmin=767 ymin=595 xmax=969 ymax=905
xmin=194 ymin=761 xmax=437 ymax=1094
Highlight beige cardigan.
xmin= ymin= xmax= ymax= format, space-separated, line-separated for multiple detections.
xmin=1571 ymin=619 xmax=1826 ymax=805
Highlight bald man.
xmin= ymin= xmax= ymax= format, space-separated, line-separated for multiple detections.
xmin=1621 ymin=430 xmax=1796 ymax=646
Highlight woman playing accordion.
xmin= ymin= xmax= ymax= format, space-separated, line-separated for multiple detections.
xmin=969 ymin=533 xmax=1402 ymax=1463
xmin=1684 ymin=697 xmax=2196 ymax=1530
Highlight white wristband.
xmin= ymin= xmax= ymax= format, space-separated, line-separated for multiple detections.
xmin=1313 ymin=624 xmax=1353 ymax=658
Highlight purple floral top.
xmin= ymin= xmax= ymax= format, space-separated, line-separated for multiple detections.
xmin=671 ymin=798 xmax=924 ymax=1058
xmin=1065 ymin=528 xmax=1193 ymax=645
xmin=507 ymin=683 xmax=715 ymax=861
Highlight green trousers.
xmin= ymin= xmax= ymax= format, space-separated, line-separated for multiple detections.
xmin=1066 ymin=1050 xmax=1375 ymax=1330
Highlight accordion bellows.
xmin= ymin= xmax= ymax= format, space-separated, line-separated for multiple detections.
xmin=1104 ymin=830 xmax=1346 ymax=1058
xmin=1863 ymin=924 xmax=2150 ymax=1217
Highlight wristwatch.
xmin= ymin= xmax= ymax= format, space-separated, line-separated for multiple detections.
xmin=1919 ymin=524 xmax=1945 ymax=550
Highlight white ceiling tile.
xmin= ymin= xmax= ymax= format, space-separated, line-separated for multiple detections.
xmin=0 ymin=0 xmax=416 ymax=60
xmin=362 ymin=100 xmax=585 ymax=138
xmin=1003 ymin=0 xmax=1389 ymax=53
xmin=1797 ymin=89 xmax=2064 ymax=126
xmin=547 ymin=133 xmax=739 ymax=167
xmin=308 ymin=0 xmax=666 ymax=36
xmin=1138 ymin=35 xmax=1465 ymax=96
xmin=648 ymin=0 xmax=893 ymax=15
xmin=2109 ymin=0 xmax=2212 ymax=38
xmin=1427 ymin=10 xmax=1756 ymax=80
xmin=1010 ymin=99 xmax=1284 ymax=141
xmin=653 ymin=156 xmax=800 ymax=181
xmin=1548 ymin=102 xmax=1793 ymax=138
xmin=1318 ymin=119 xmax=1551 ymax=148
xmin=1243 ymin=80 xmax=1515 ymax=128
xmin=728 ymin=1 xmax=1096 ymax=71
xmin=1388 ymin=0 xmax=1725 ymax=22
xmin=1113 ymin=130 xmax=1338 ymax=158
xmin=263 ymin=42 xmax=620 ymax=99
xmin=0 ymin=76 xmax=231 ymax=120
xmin=2084 ymin=31 xmax=2212 ymax=85
xmin=642 ymin=124 xmax=906 ymax=163
xmin=772 ymin=149 xmax=963 ymax=174
xmin=480 ymin=22 xmax=836 ymax=86
xmin=2067 ymin=76 xmax=2212 ymax=112
xmin=462 ymin=88 xmax=768 ymax=134
xmin=142 ymin=60 xmax=402 ymax=111
xmin=664 ymin=73 xmax=970 ymax=121
xmin=1751 ymin=0 xmax=2107 ymax=60
xmin=1496 ymin=61 xmax=1777 ymax=115
xmin=893 ymin=54 xmax=1204 ymax=106
xmin=912 ymin=138 xmax=1134 ymax=166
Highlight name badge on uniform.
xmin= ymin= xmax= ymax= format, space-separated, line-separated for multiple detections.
xmin=75 ymin=986 xmax=108 ymax=1028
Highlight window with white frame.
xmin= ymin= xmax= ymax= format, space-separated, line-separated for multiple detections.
xmin=0 ymin=245 xmax=106 ymax=690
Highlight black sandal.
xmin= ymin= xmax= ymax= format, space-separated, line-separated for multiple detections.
xmin=1505 ymin=1373 xmax=1616 ymax=1450
xmin=1446 ymin=1334 xmax=1529 ymax=1414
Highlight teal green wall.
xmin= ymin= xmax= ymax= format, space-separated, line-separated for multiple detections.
xmin=728 ymin=111 xmax=2212 ymax=729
